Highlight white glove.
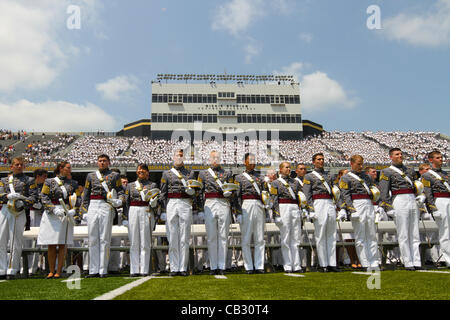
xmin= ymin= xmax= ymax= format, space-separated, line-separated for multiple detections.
xmin=149 ymin=197 xmax=158 ymax=208
xmin=274 ymin=216 xmax=282 ymax=224
xmin=54 ymin=208 xmax=65 ymax=218
xmin=160 ymin=212 xmax=167 ymax=222
xmin=236 ymin=215 xmax=243 ymax=224
xmin=386 ymin=210 xmax=396 ymax=218
xmin=375 ymin=212 xmax=381 ymax=224
xmin=110 ymin=199 xmax=122 ymax=208
xmin=68 ymin=209 xmax=76 ymax=217
xmin=7 ymin=193 xmax=21 ymax=200
xmin=263 ymin=204 xmax=270 ymax=210
xmin=223 ymin=191 xmax=232 ymax=198
xmin=337 ymin=209 xmax=347 ymax=221
xmin=432 ymin=211 xmax=442 ymax=219
xmin=122 ymin=219 xmax=129 ymax=227
xmin=415 ymin=194 xmax=426 ymax=205
xmin=302 ymin=209 xmax=309 ymax=220
xmin=309 ymin=212 xmax=317 ymax=221
xmin=32 ymin=203 xmax=43 ymax=210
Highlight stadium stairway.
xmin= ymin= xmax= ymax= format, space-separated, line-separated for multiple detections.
xmin=11 ymin=134 xmax=60 ymax=159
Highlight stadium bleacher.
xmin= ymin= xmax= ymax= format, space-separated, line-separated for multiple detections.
xmin=0 ymin=131 xmax=448 ymax=168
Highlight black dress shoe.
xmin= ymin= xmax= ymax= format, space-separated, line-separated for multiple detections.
xmin=140 ymin=273 xmax=149 ymax=277
xmin=169 ymin=272 xmax=178 ymax=277
xmin=328 ymin=266 xmax=342 ymax=272
xmin=6 ymin=275 xmax=16 ymax=280
xmin=405 ymin=267 xmax=416 ymax=271
xmin=99 ymin=274 xmax=108 ymax=278
xmin=246 ymin=270 xmax=254 ymax=274
xmin=414 ymin=266 xmax=423 ymax=271
xmin=0 ymin=275 xmax=6 ymax=280
xmin=209 ymin=269 xmax=217 ymax=275
xmin=318 ymin=267 xmax=328 ymax=273
xmin=217 ymin=269 xmax=226 ymax=275
xmin=85 ymin=273 xmax=99 ymax=278
xmin=179 ymin=271 xmax=189 ymax=276
xmin=130 ymin=273 xmax=140 ymax=277
xmin=255 ymin=269 xmax=265 ymax=274
xmin=284 ymin=270 xmax=293 ymax=274
xmin=294 ymin=269 xmax=305 ymax=273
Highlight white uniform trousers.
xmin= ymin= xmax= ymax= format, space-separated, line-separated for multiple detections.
xmin=204 ymin=198 xmax=231 ymax=270
xmin=86 ymin=200 xmax=115 ymax=275
xmin=393 ymin=194 xmax=421 ymax=268
xmin=0 ymin=206 xmax=26 ymax=275
xmin=350 ymin=199 xmax=379 ymax=268
xmin=27 ymin=210 xmax=43 ymax=273
xmin=166 ymin=198 xmax=192 ymax=272
xmin=128 ymin=206 xmax=152 ymax=275
xmin=276 ymin=203 xmax=302 ymax=272
xmin=434 ymin=197 xmax=450 ymax=266
xmin=313 ymin=199 xmax=337 ymax=267
xmin=240 ymin=199 xmax=265 ymax=271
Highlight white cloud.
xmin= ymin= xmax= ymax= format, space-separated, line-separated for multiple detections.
xmin=212 ymin=0 xmax=265 ymax=36
xmin=299 ymin=32 xmax=313 ymax=43
xmin=274 ymin=62 xmax=358 ymax=112
xmin=0 ymin=100 xmax=117 ymax=132
xmin=96 ymin=75 xmax=139 ymax=101
xmin=0 ymin=0 xmax=101 ymax=92
xmin=383 ymin=0 xmax=450 ymax=47
xmin=244 ymin=41 xmax=261 ymax=64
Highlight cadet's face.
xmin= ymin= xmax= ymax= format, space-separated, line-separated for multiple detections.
xmin=60 ymin=164 xmax=72 ymax=177
xmin=351 ymin=159 xmax=363 ymax=172
xmin=36 ymin=174 xmax=47 ymax=184
xmin=121 ymin=178 xmax=128 ymax=187
xmin=296 ymin=166 xmax=307 ymax=177
xmin=313 ymin=156 xmax=324 ymax=169
xmin=174 ymin=152 xmax=184 ymax=166
xmin=429 ymin=154 xmax=443 ymax=168
xmin=245 ymin=156 xmax=256 ymax=171
xmin=390 ymin=151 xmax=403 ymax=164
xmin=209 ymin=153 xmax=221 ymax=167
xmin=97 ymin=157 xmax=110 ymax=170
xmin=280 ymin=164 xmax=291 ymax=176
xmin=11 ymin=160 xmax=24 ymax=174
xmin=367 ymin=169 xmax=377 ymax=180
xmin=419 ymin=166 xmax=430 ymax=175
xmin=136 ymin=168 xmax=149 ymax=180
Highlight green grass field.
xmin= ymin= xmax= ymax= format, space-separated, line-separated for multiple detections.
xmin=1 ymin=269 xmax=449 ymax=300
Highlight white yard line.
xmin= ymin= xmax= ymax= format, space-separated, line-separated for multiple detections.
xmin=284 ymin=273 xmax=305 ymax=277
xmin=61 ymin=278 xmax=83 ymax=283
xmin=0 ymin=280 xmax=6 ymax=283
xmin=93 ymin=276 xmax=153 ymax=300
xmin=352 ymin=272 xmax=374 ymax=275
xmin=214 ymin=275 xmax=228 ymax=279
xmin=416 ymin=270 xmax=450 ymax=274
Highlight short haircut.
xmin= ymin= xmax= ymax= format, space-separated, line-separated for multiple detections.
xmin=279 ymin=162 xmax=290 ymax=170
xmin=54 ymin=161 xmax=70 ymax=175
xmin=338 ymin=169 xmax=348 ymax=179
xmin=312 ymin=153 xmax=324 ymax=162
xmin=389 ymin=148 xmax=402 ymax=156
xmin=419 ymin=163 xmax=430 ymax=171
xmin=111 ymin=168 xmax=121 ymax=174
xmin=244 ymin=153 xmax=255 ymax=161
xmin=98 ymin=154 xmax=110 ymax=162
xmin=120 ymin=174 xmax=128 ymax=180
xmin=364 ymin=166 xmax=375 ymax=173
xmin=137 ymin=163 xmax=149 ymax=172
xmin=350 ymin=154 xmax=364 ymax=163
xmin=34 ymin=168 xmax=48 ymax=178
xmin=296 ymin=163 xmax=306 ymax=168
xmin=174 ymin=149 xmax=184 ymax=155
xmin=11 ymin=157 xmax=24 ymax=164
xmin=428 ymin=150 xmax=441 ymax=159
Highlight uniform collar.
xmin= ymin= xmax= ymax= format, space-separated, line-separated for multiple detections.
xmin=137 ymin=178 xmax=148 ymax=183
xmin=99 ymin=168 xmax=109 ymax=174
xmin=392 ymin=163 xmax=403 ymax=169
xmin=211 ymin=165 xmax=221 ymax=171
xmin=245 ymin=169 xmax=255 ymax=175
xmin=351 ymin=170 xmax=363 ymax=175
xmin=173 ymin=165 xmax=184 ymax=170
xmin=12 ymin=173 xmax=24 ymax=178
xmin=58 ymin=175 xmax=67 ymax=180
xmin=314 ymin=167 xmax=325 ymax=173
xmin=280 ymin=174 xmax=290 ymax=180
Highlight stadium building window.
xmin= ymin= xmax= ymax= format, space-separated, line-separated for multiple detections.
xmin=294 ymin=95 xmax=300 ymax=104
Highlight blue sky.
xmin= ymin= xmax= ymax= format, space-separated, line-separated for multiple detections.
xmin=0 ymin=0 xmax=449 ymax=134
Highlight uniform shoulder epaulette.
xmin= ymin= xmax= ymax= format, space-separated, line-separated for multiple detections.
xmin=379 ymin=172 xmax=389 ymax=181
xmin=270 ymin=186 xmax=277 ymax=195
xmin=303 ymin=178 xmax=311 ymax=185
xmin=41 ymin=184 xmax=50 ymax=195
xmin=339 ymin=180 xmax=349 ymax=190
xmin=421 ymin=178 xmax=431 ymax=188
